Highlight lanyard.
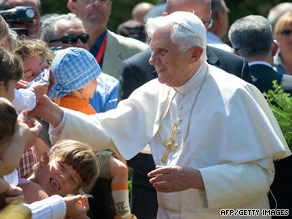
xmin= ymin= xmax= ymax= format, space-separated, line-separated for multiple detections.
xmin=95 ymin=35 xmax=107 ymax=64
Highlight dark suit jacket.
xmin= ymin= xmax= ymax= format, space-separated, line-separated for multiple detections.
xmin=249 ymin=64 xmax=282 ymax=93
xmin=118 ymin=47 xmax=251 ymax=218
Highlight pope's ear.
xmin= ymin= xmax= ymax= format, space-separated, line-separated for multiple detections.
xmin=190 ymin=46 xmax=203 ymax=63
xmin=67 ymin=0 xmax=76 ymax=13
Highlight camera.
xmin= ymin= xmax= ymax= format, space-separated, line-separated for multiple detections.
xmin=0 ymin=6 xmax=35 ymax=36
xmin=0 ymin=6 xmax=35 ymax=24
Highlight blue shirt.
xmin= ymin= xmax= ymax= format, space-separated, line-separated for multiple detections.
xmin=89 ymin=29 xmax=107 ymax=68
xmin=89 ymin=73 xmax=119 ymax=113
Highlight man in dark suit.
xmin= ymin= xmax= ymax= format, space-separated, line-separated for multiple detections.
xmin=228 ymin=15 xmax=292 ymax=93
xmin=119 ymin=0 xmax=251 ymax=218
xmin=228 ymin=15 xmax=292 ymax=218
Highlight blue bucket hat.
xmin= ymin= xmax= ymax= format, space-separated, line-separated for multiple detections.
xmin=49 ymin=47 xmax=101 ymax=99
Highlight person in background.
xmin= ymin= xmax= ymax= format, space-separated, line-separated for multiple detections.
xmin=0 ymin=0 xmax=41 ymax=38
xmin=67 ymin=0 xmax=148 ymax=79
xmin=117 ymin=2 xmax=154 ymax=42
xmin=207 ymin=0 xmax=232 ymax=52
xmin=273 ymin=11 xmax=292 ymax=76
xmin=41 ymin=13 xmax=89 ymax=50
xmin=267 ymin=2 xmax=292 ymax=31
xmin=41 ymin=12 xmax=119 ymax=112
xmin=228 ymin=15 xmax=292 ymax=93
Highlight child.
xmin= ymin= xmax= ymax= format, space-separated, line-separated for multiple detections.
xmin=49 ymin=47 xmax=135 ymax=219
xmin=14 ymin=38 xmax=54 ymax=178
xmin=19 ymin=139 xmax=99 ymax=202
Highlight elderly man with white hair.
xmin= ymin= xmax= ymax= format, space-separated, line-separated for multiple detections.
xmin=32 ymin=11 xmax=290 ymax=218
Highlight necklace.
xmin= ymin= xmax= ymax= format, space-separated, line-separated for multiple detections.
xmin=158 ymin=67 xmax=208 ymax=163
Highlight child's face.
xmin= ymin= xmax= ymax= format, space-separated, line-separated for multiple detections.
xmin=23 ymin=55 xmax=48 ymax=82
xmin=37 ymin=156 xmax=82 ymax=196
xmin=0 ymin=80 xmax=16 ymax=102
xmin=80 ymin=79 xmax=98 ymax=99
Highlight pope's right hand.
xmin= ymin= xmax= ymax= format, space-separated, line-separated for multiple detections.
xmin=29 ymin=95 xmax=64 ymax=127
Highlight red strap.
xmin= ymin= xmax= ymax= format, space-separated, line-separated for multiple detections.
xmin=95 ymin=35 xmax=107 ymax=64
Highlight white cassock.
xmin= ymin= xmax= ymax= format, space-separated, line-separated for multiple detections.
xmin=56 ymin=63 xmax=290 ymax=219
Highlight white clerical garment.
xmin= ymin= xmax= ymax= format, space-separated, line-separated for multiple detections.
xmin=56 ymin=63 xmax=290 ymax=219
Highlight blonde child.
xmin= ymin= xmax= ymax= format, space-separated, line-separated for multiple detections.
xmin=19 ymin=140 xmax=99 ymax=202
xmin=49 ymin=47 xmax=135 ymax=219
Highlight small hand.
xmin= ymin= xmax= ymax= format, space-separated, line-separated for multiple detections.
xmin=17 ymin=111 xmax=42 ymax=149
xmin=30 ymin=81 xmax=49 ymax=99
xmin=0 ymin=179 xmax=23 ymax=208
xmin=147 ymin=166 xmax=204 ymax=192
xmin=63 ymin=195 xmax=89 ymax=218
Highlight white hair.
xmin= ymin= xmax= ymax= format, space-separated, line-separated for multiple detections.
xmin=41 ymin=13 xmax=83 ymax=42
xmin=146 ymin=11 xmax=207 ymax=61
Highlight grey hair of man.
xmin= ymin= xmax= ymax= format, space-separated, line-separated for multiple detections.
xmin=146 ymin=11 xmax=207 ymax=62
xmin=41 ymin=13 xmax=83 ymax=42
xmin=228 ymin=15 xmax=274 ymax=59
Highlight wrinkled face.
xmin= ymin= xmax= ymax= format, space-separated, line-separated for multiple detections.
xmin=276 ymin=23 xmax=292 ymax=53
xmin=149 ymin=26 xmax=194 ymax=87
xmin=70 ymin=0 xmax=112 ymax=29
xmin=167 ymin=0 xmax=211 ymax=30
xmin=23 ymin=55 xmax=48 ymax=82
xmin=36 ymin=156 xmax=82 ymax=196
xmin=80 ymin=78 xmax=98 ymax=99
xmin=49 ymin=19 xmax=89 ymax=50
xmin=0 ymin=80 xmax=16 ymax=102
xmin=8 ymin=0 xmax=40 ymax=38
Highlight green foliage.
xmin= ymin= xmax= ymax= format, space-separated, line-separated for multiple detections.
xmin=264 ymin=81 xmax=292 ymax=149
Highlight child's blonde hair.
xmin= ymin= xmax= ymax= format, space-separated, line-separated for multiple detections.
xmin=0 ymin=15 xmax=9 ymax=40
xmin=38 ymin=140 xmax=99 ymax=193
xmin=14 ymin=38 xmax=55 ymax=63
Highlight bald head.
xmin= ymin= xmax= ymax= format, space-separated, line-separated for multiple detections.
xmin=132 ymin=2 xmax=154 ymax=23
xmin=166 ymin=0 xmax=211 ymax=29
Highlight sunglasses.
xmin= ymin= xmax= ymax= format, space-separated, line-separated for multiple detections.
xmin=279 ymin=29 xmax=292 ymax=36
xmin=48 ymin=33 xmax=90 ymax=44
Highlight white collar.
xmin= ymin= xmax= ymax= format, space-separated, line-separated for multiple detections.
xmin=174 ymin=63 xmax=208 ymax=95
xmin=248 ymin=61 xmax=272 ymax=68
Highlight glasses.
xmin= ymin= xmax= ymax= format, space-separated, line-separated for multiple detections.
xmin=279 ymin=29 xmax=292 ymax=36
xmin=202 ymin=18 xmax=214 ymax=29
xmin=24 ymin=60 xmax=49 ymax=82
xmin=48 ymin=33 xmax=90 ymax=44
xmin=81 ymin=0 xmax=109 ymax=3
